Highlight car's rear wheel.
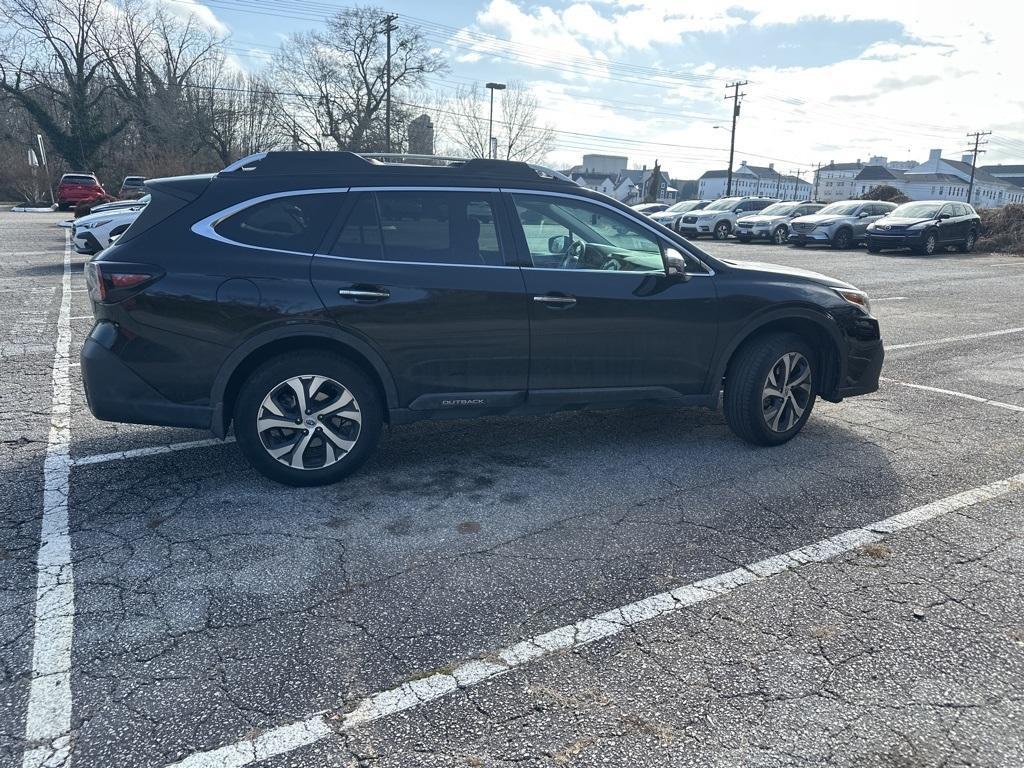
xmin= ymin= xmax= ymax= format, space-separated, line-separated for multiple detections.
xmin=234 ymin=352 xmax=383 ymax=486
xmin=958 ymin=229 xmax=977 ymax=253
xmin=724 ymin=333 xmax=817 ymax=446
xmin=831 ymin=228 xmax=853 ymax=249
xmin=772 ymin=226 xmax=788 ymax=245
xmin=915 ymin=231 xmax=938 ymax=255
xmin=713 ymin=221 xmax=731 ymax=240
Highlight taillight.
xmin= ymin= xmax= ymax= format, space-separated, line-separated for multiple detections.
xmin=85 ymin=261 xmax=163 ymax=304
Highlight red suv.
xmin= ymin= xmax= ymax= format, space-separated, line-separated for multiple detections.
xmin=56 ymin=173 xmax=106 ymax=210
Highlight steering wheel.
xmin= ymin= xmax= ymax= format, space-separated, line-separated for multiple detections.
xmin=561 ymin=238 xmax=585 ymax=269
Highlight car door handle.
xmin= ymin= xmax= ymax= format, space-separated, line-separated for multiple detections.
xmin=338 ymin=287 xmax=390 ymax=300
xmin=533 ymin=294 xmax=576 ymax=308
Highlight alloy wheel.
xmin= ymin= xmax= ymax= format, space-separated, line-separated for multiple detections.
xmin=773 ymin=226 xmax=787 ymax=244
xmin=256 ymin=375 xmax=362 ymax=470
xmin=924 ymin=233 xmax=937 ymax=255
xmin=761 ymin=352 xmax=813 ymax=433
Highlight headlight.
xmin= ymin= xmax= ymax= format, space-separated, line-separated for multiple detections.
xmin=79 ymin=219 xmax=111 ymax=229
xmin=696 ymin=215 xmax=714 ymax=222
xmin=814 ymin=220 xmax=835 ymax=228
xmin=907 ymin=221 xmax=930 ymax=229
xmin=832 ymin=287 xmax=871 ymax=315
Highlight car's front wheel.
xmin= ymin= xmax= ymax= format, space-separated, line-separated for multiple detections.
xmin=915 ymin=231 xmax=938 ymax=255
xmin=713 ymin=221 xmax=731 ymax=240
xmin=772 ymin=226 xmax=788 ymax=245
xmin=724 ymin=333 xmax=817 ymax=446
xmin=831 ymin=228 xmax=853 ymax=249
xmin=958 ymin=229 xmax=977 ymax=253
xmin=234 ymin=352 xmax=383 ymax=486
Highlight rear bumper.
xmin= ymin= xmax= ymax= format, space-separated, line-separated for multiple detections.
xmin=81 ymin=322 xmax=212 ymax=431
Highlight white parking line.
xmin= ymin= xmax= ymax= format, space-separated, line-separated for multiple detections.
xmin=887 ymin=326 xmax=1024 ymax=351
xmin=985 ymin=262 xmax=1024 ymax=267
xmin=73 ymin=437 xmax=236 ymax=467
xmin=70 ymin=315 xmax=92 ymax=321
xmin=881 ymin=377 xmax=1024 ymax=412
xmin=164 ymin=471 xmax=1024 ymax=768
xmin=21 ymin=233 xmax=76 ymax=768
xmin=871 ymin=296 xmax=909 ymax=302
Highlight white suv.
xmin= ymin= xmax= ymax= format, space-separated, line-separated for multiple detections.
xmin=735 ymin=201 xmax=825 ymax=244
xmin=677 ymin=196 xmax=778 ymax=240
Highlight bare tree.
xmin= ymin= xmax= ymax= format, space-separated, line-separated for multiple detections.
xmin=0 ymin=0 xmax=125 ymax=170
xmin=102 ymin=0 xmax=223 ymax=161
xmin=271 ymin=7 xmax=444 ymax=152
xmin=190 ymin=67 xmax=283 ymax=165
xmin=442 ymin=81 xmax=554 ymax=163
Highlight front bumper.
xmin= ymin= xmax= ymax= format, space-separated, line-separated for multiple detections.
xmin=72 ymin=229 xmax=102 ymax=254
xmin=866 ymin=231 xmax=926 ymax=249
xmin=788 ymin=229 xmax=832 ymax=245
xmin=736 ymin=227 xmax=773 ymax=240
xmin=678 ymin=222 xmax=714 ymax=237
xmin=81 ymin=322 xmax=213 ymax=430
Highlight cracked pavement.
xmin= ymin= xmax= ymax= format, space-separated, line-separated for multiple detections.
xmin=0 ymin=211 xmax=1021 ymax=767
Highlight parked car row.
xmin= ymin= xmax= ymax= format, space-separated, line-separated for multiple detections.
xmin=55 ymin=173 xmax=147 ymax=210
xmin=634 ymin=196 xmax=981 ymax=254
xmin=71 ymin=198 xmax=148 ymax=254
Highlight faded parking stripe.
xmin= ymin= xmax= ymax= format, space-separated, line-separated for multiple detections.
xmin=21 ymin=232 xmax=75 ymax=768
xmin=164 ymin=470 xmax=1024 ymax=768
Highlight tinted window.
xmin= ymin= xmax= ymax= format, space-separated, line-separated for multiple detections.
xmin=512 ymin=194 xmax=664 ymax=272
xmin=62 ymin=175 xmax=97 ymax=185
xmin=362 ymin=191 xmax=503 ymax=266
xmin=215 ymin=193 xmax=339 ymax=252
xmin=331 ymin=194 xmax=383 ymax=260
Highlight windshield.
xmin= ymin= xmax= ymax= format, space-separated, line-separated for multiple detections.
xmin=664 ymin=200 xmax=701 ymax=213
xmin=759 ymin=202 xmax=799 ymax=216
xmin=891 ymin=202 xmax=942 ymax=218
xmin=703 ymin=198 xmax=740 ymax=212
xmin=818 ymin=202 xmax=861 ymax=216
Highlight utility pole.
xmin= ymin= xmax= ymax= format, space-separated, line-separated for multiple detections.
xmin=724 ymin=80 xmax=748 ymax=196
xmin=383 ymin=13 xmax=399 ymax=153
xmin=812 ymin=162 xmax=822 ymax=201
xmin=964 ymin=130 xmax=991 ymax=205
xmin=789 ymin=169 xmax=805 ymax=200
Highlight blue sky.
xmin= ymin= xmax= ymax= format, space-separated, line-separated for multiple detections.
xmin=186 ymin=0 xmax=1023 ymax=179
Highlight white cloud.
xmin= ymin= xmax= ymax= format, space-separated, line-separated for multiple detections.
xmin=449 ymin=0 xmax=1024 ymax=175
xmin=158 ymin=0 xmax=229 ymax=35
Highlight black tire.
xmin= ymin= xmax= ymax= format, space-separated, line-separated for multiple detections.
xmin=737 ymin=236 xmax=751 ymax=243
xmin=792 ymin=241 xmax=806 ymax=248
xmin=958 ymin=229 xmax=977 ymax=253
xmin=831 ymin=228 xmax=853 ymax=250
xmin=233 ymin=352 xmax=383 ymax=486
xmin=867 ymin=244 xmax=881 ymax=253
xmin=914 ymin=230 xmax=938 ymax=255
xmin=723 ymin=333 xmax=817 ymax=447
xmin=772 ymin=226 xmax=788 ymax=245
xmin=713 ymin=221 xmax=731 ymax=240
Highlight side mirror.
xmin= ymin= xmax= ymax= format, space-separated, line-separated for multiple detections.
xmin=664 ymin=248 xmax=690 ymax=281
xmin=857 ymin=211 xmax=871 ymax=218
xmin=548 ymin=234 xmax=570 ymax=254
xmin=734 ymin=207 xmax=744 ymax=213
xmin=938 ymin=213 xmax=952 ymax=220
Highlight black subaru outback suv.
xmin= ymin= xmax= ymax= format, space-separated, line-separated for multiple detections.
xmin=82 ymin=152 xmax=883 ymax=485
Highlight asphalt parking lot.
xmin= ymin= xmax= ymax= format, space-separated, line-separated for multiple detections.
xmin=2 ymin=211 xmax=1022 ymax=768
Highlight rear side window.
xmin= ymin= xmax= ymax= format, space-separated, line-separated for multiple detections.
xmin=331 ymin=191 xmax=503 ymax=266
xmin=215 ymin=194 xmax=339 ymax=252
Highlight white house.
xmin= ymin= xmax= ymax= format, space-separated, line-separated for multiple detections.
xmin=899 ymin=150 xmax=1023 ymax=207
xmin=697 ymin=162 xmax=812 ymax=200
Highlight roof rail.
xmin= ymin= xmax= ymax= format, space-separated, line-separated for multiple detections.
xmin=217 ymin=150 xmax=574 ymax=184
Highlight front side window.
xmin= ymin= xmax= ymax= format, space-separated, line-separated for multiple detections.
xmin=818 ymin=202 xmax=861 ymax=216
xmin=329 ymin=191 xmax=502 ymax=266
xmin=512 ymin=194 xmax=665 ymax=272
xmin=215 ymin=193 xmax=340 ymax=252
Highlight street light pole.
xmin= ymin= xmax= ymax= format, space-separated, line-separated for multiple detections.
xmin=383 ymin=13 xmax=399 ymax=153
xmin=485 ymin=82 xmax=506 ymax=159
